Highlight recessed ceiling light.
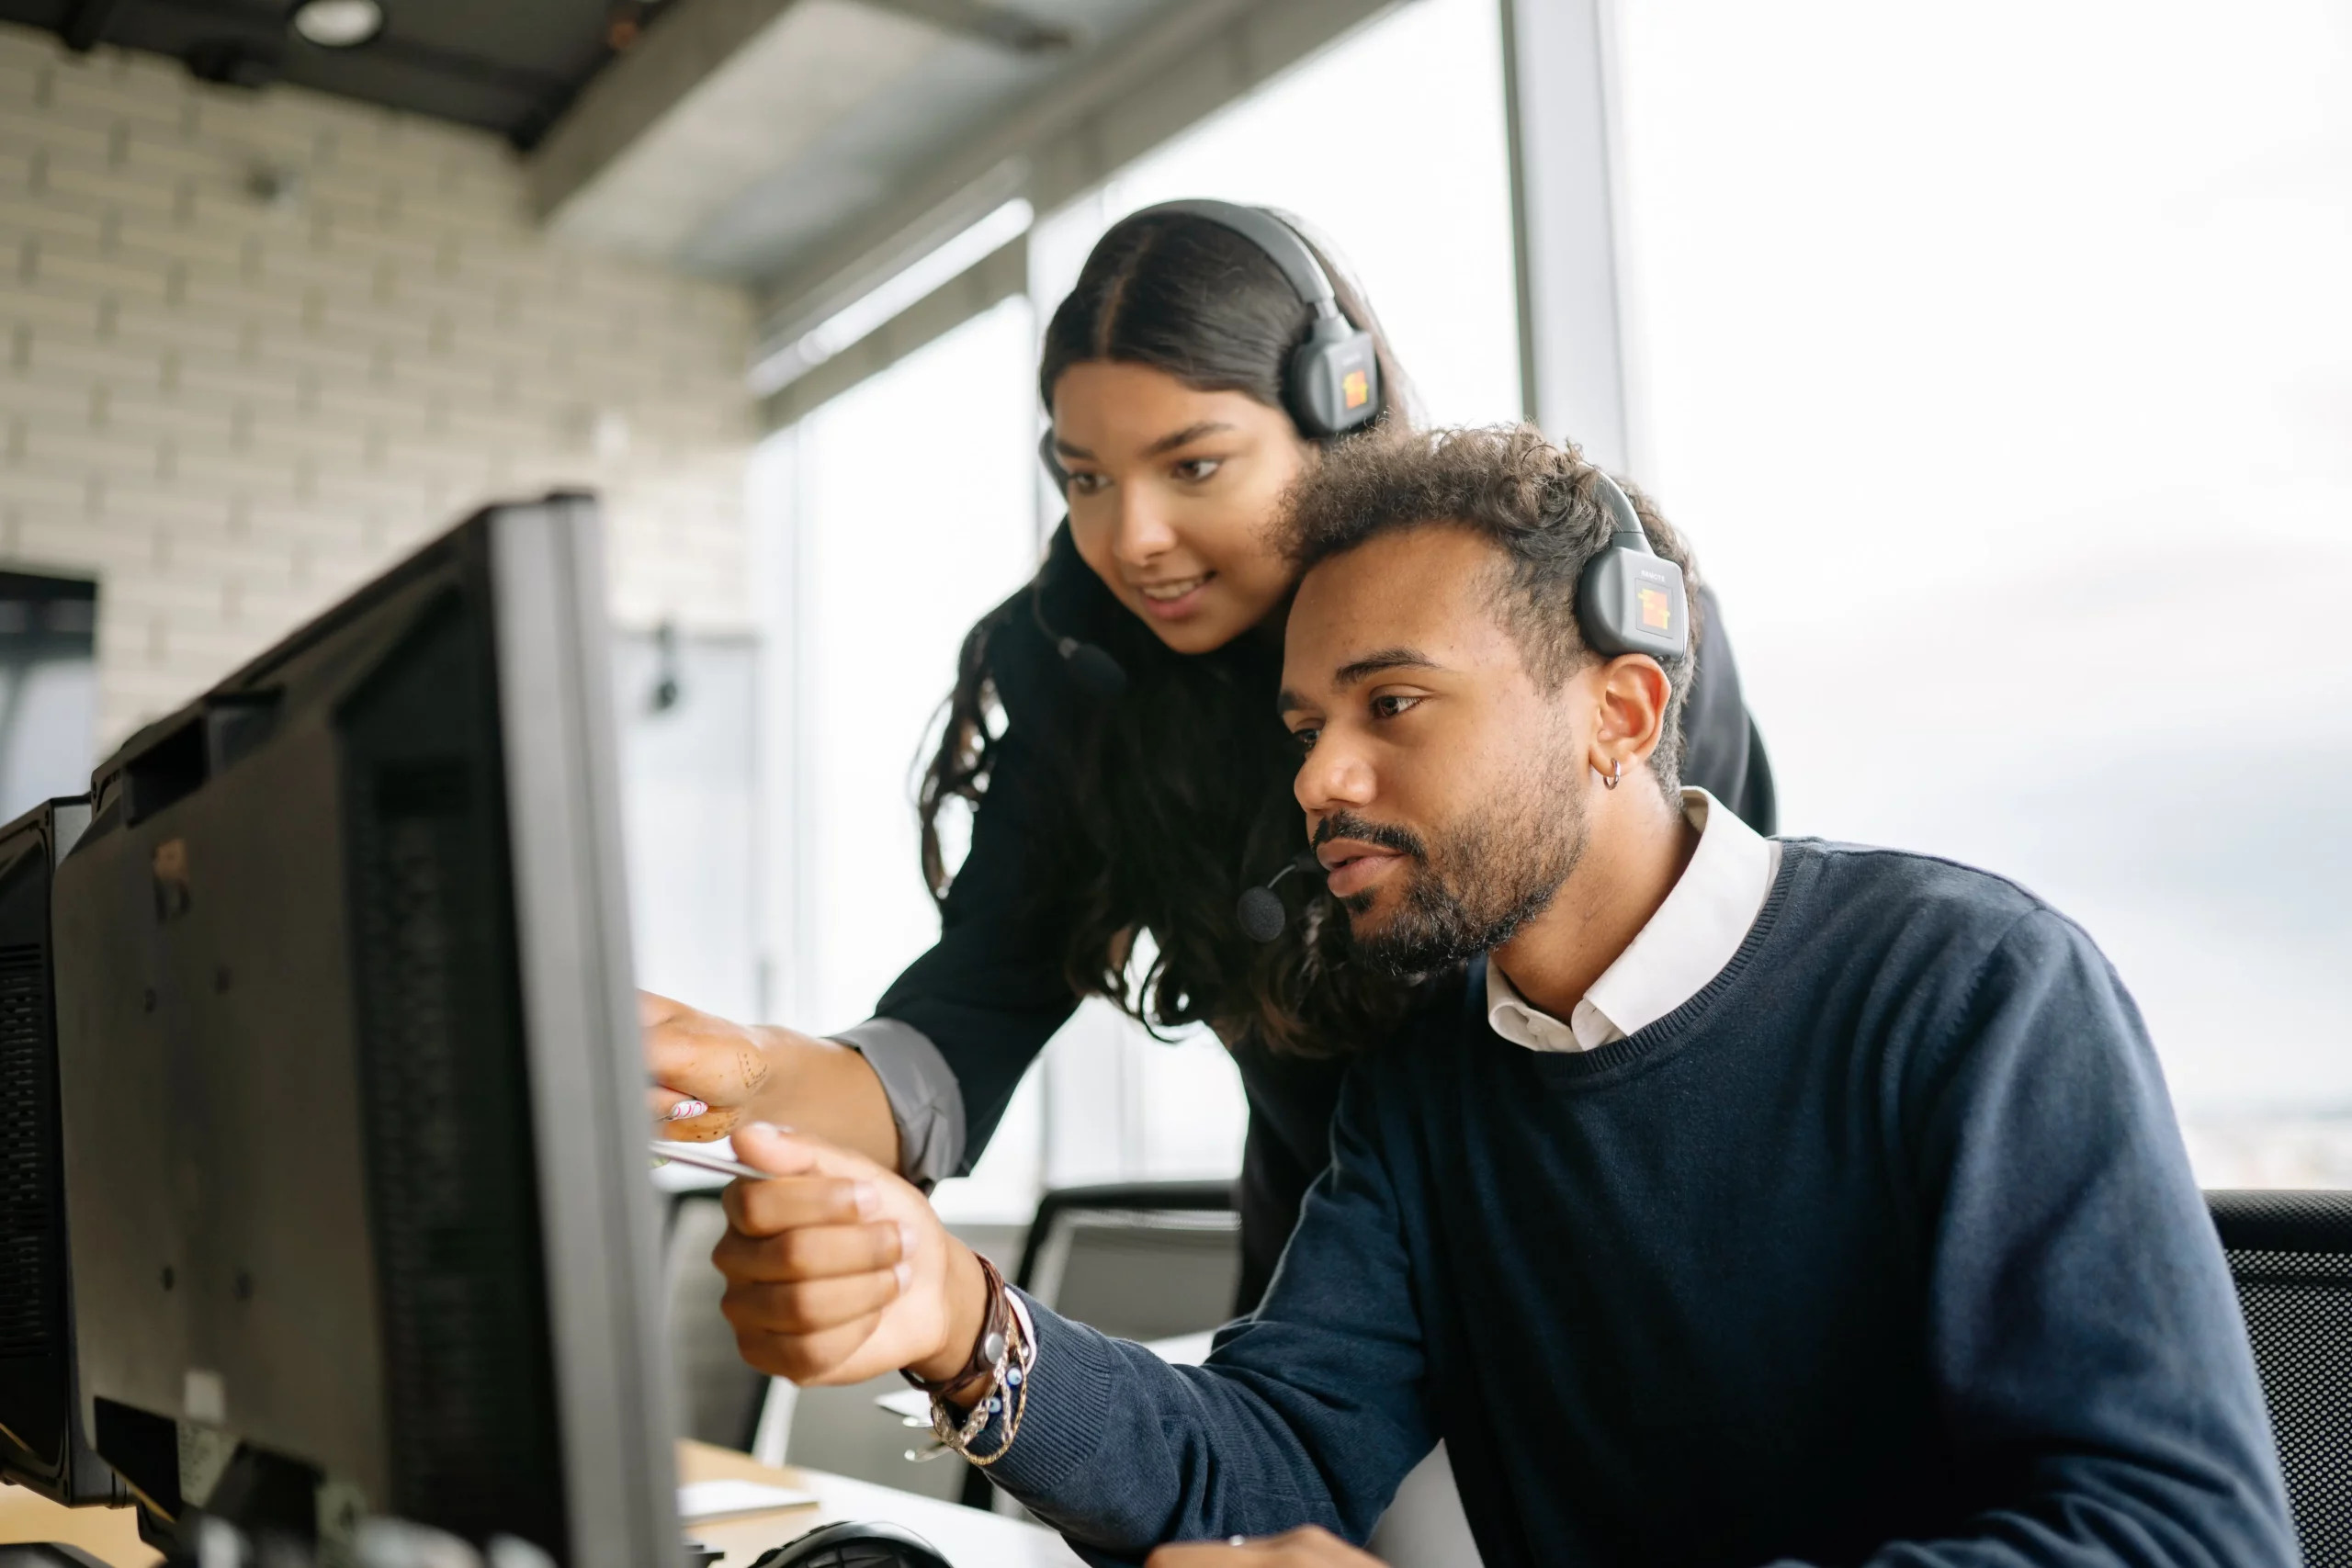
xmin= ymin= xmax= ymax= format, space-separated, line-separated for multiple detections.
xmin=288 ymin=0 xmax=386 ymax=49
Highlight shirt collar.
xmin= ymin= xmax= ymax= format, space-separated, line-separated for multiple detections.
xmin=1487 ymin=787 xmax=1781 ymax=1054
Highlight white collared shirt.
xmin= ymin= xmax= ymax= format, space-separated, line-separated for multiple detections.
xmin=1487 ymin=787 xmax=1781 ymax=1054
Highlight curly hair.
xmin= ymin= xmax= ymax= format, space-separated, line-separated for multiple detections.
xmin=1279 ymin=423 xmax=1705 ymax=795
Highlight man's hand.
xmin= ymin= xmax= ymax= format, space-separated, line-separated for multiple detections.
xmin=1147 ymin=1529 xmax=1385 ymax=1567
xmin=715 ymin=1122 xmax=991 ymax=1388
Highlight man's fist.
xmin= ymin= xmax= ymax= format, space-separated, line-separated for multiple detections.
xmin=715 ymin=1122 xmax=990 ymax=1388
xmin=1147 ymin=1528 xmax=1385 ymax=1568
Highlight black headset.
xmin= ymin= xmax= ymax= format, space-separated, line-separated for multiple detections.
xmin=1237 ymin=468 xmax=1690 ymax=943
xmin=1034 ymin=202 xmax=1385 ymax=699
xmin=1021 ymin=201 xmax=1688 ymax=939
xmin=1577 ymin=468 xmax=1689 ymax=663
xmin=1036 ymin=200 xmax=1385 ymax=503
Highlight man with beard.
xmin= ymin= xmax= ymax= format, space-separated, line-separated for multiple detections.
xmin=707 ymin=427 xmax=2294 ymax=1568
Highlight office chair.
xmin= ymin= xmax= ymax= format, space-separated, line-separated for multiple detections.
xmin=955 ymin=1180 xmax=1240 ymax=1510
xmin=662 ymin=1191 xmax=772 ymax=1451
xmin=2207 ymin=1189 xmax=2352 ymax=1568
xmin=1012 ymin=1179 xmax=1243 ymax=1338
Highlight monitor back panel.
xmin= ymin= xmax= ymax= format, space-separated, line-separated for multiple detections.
xmin=51 ymin=501 xmax=674 ymax=1567
xmin=0 ymin=797 xmax=114 ymax=1506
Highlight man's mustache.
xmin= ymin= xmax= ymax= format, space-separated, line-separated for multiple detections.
xmin=1313 ymin=811 xmax=1428 ymax=863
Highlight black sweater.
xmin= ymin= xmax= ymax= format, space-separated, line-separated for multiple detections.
xmin=979 ymin=841 xmax=2296 ymax=1568
xmin=876 ymin=527 xmax=1778 ymax=1301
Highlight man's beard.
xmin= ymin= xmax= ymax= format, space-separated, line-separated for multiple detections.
xmin=1320 ymin=744 xmax=1590 ymax=979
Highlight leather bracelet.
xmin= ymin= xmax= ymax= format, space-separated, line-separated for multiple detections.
xmin=901 ymin=1251 xmax=1009 ymax=1400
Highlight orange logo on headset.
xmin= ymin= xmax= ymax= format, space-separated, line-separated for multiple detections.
xmin=1341 ymin=369 xmax=1370 ymax=410
xmin=1638 ymin=588 xmax=1673 ymax=632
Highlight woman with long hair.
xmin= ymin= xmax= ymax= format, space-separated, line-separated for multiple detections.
xmin=645 ymin=200 xmax=1775 ymax=1306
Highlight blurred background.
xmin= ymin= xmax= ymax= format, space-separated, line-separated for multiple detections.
xmin=0 ymin=0 xmax=2344 ymax=1249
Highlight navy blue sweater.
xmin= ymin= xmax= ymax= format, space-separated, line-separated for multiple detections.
xmin=980 ymin=841 xmax=2296 ymax=1568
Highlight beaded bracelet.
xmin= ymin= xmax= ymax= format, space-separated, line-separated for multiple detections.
xmin=902 ymin=1258 xmax=1038 ymax=1464
xmin=903 ymin=1253 xmax=1012 ymax=1401
xmin=959 ymin=1290 xmax=1037 ymax=1468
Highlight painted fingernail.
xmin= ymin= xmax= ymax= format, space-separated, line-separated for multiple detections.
xmin=893 ymin=1262 xmax=912 ymax=1292
xmin=853 ymin=1181 xmax=880 ymax=1218
xmin=667 ymin=1100 xmax=708 ymax=1121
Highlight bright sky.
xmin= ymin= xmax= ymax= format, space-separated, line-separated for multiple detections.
xmin=1614 ymin=0 xmax=2352 ymax=1121
xmin=769 ymin=0 xmax=2352 ymax=1204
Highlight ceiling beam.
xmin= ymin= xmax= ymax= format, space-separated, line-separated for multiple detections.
xmin=60 ymin=0 xmax=130 ymax=52
xmin=858 ymin=0 xmax=1077 ymax=55
xmin=757 ymin=235 xmax=1030 ymax=430
xmin=527 ymin=0 xmax=945 ymax=265
xmin=752 ymin=0 xmax=1399 ymax=356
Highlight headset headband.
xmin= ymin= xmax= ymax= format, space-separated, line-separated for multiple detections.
xmin=1135 ymin=199 xmax=1345 ymax=321
xmin=1123 ymin=199 xmax=1382 ymax=438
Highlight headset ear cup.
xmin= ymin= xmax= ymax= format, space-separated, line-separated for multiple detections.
xmin=1577 ymin=545 xmax=1690 ymax=660
xmin=1288 ymin=324 xmax=1382 ymax=437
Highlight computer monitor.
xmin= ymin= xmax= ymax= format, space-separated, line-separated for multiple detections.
xmin=0 ymin=795 xmax=125 ymax=1508
xmin=49 ymin=496 xmax=679 ymax=1568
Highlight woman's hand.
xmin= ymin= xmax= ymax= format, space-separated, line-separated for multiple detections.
xmin=714 ymin=1122 xmax=991 ymax=1388
xmin=642 ymin=990 xmax=775 ymax=1135
xmin=1147 ymin=1529 xmax=1384 ymax=1568
xmin=641 ymin=991 xmax=900 ymax=1169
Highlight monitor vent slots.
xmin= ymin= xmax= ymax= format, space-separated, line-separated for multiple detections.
xmin=342 ymin=592 xmax=564 ymax=1554
xmin=0 ymin=941 xmax=53 ymax=1359
xmin=351 ymin=759 xmax=540 ymax=1538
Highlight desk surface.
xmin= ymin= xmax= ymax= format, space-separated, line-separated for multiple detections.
xmin=1 ymin=1441 xmax=1082 ymax=1568
xmin=679 ymin=1440 xmax=1083 ymax=1568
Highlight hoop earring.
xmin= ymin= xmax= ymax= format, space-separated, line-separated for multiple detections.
xmin=1600 ymin=758 xmax=1621 ymax=790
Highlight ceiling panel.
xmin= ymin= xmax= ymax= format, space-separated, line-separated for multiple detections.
xmin=0 ymin=0 xmax=654 ymax=144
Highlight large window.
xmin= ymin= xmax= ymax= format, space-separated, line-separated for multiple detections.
xmin=754 ymin=298 xmax=1046 ymax=1215
xmin=1614 ymin=1 xmax=2352 ymax=1183
xmin=0 ymin=572 xmax=96 ymax=824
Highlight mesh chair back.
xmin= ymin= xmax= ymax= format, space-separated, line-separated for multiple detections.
xmin=662 ymin=1192 xmax=771 ymax=1450
xmin=1014 ymin=1180 xmax=1242 ymax=1341
xmin=957 ymin=1181 xmax=1238 ymax=1511
xmin=2209 ymin=1189 xmax=2352 ymax=1568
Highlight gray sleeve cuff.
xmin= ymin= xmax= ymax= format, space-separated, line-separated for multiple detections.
xmin=828 ymin=1017 xmax=967 ymax=1190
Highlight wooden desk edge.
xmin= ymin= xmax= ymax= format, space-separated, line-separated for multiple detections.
xmin=6 ymin=1443 xmax=1079 ymax=1568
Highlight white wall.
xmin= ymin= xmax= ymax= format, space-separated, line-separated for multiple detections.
xmin=616 ymin=629 xmax=763 ymax=1024
xmin=0 ymin=24 xmax=758 ymax=751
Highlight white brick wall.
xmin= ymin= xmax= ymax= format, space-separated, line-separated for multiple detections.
xmin=0 ymin=24 xmax=759 ymax=748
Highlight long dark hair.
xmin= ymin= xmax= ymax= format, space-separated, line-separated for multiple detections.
xmin=917 ymin=207 xmax=1420 ymax=1055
